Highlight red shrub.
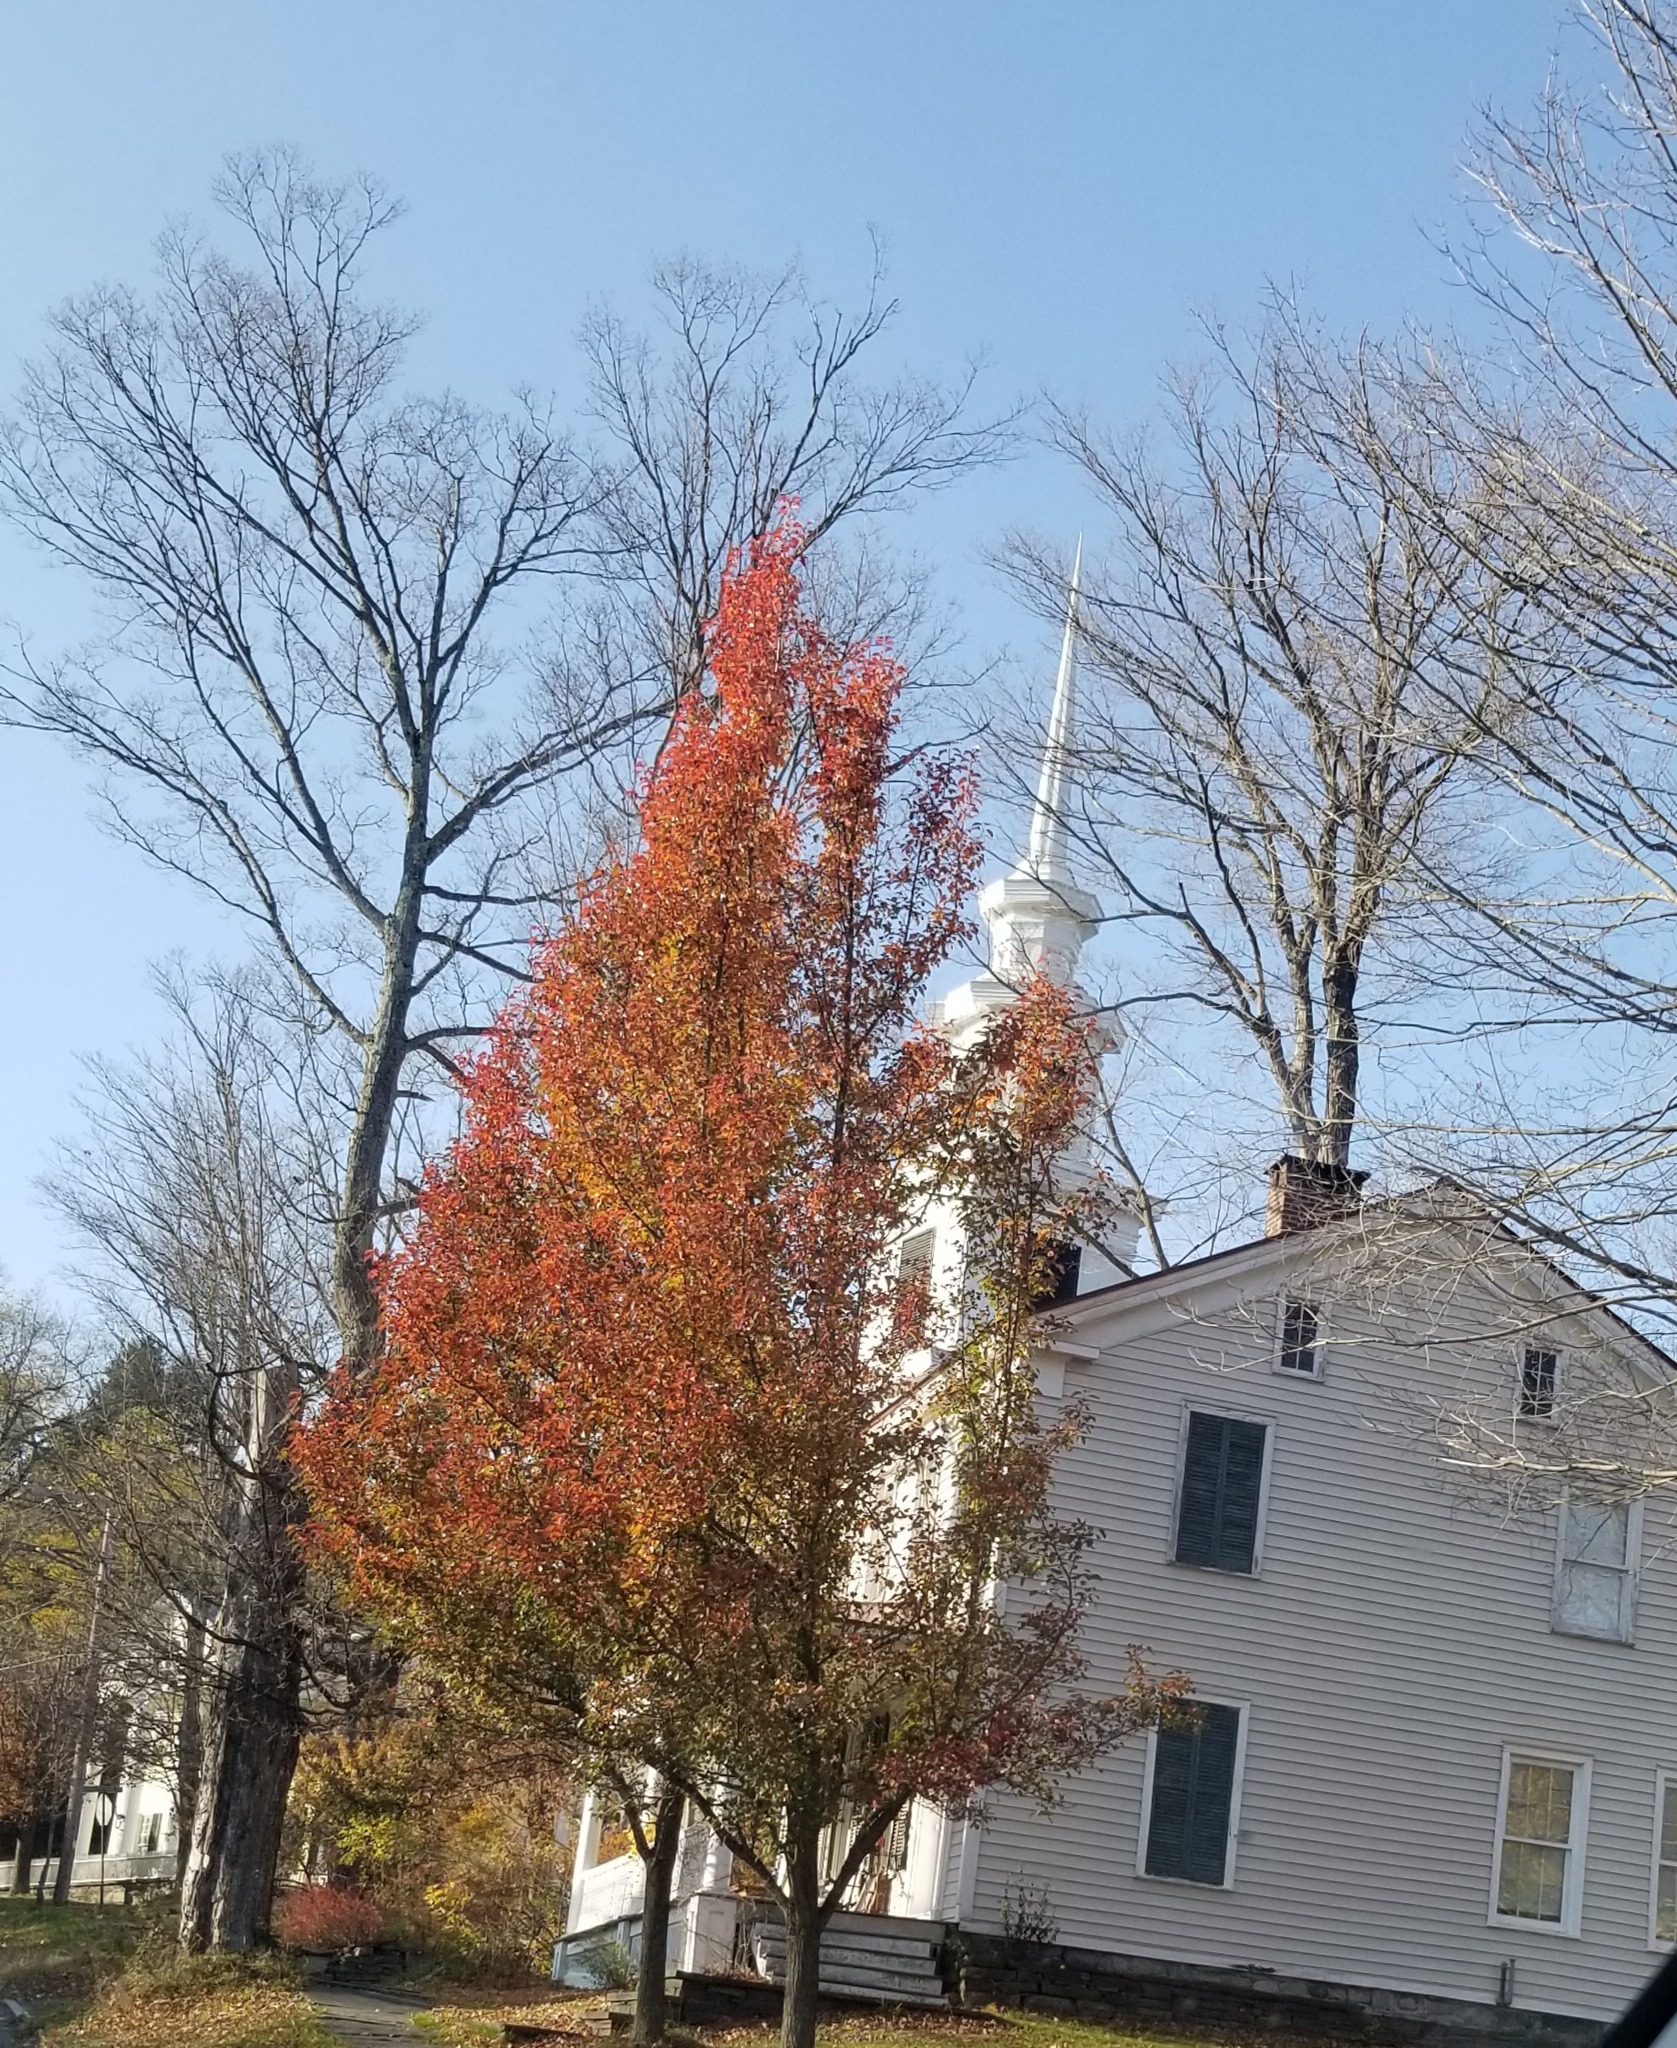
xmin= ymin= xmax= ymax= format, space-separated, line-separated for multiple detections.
xmin=273 ymin=1884 xmax=386 ymax=1952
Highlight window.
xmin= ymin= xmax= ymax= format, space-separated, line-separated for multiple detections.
xmin=1033 ymin=1241 xmax=1082 ymax=1309
xmin=1174 ymin=1412 xmax=1269 ymax=1574
xmin=1553 ymin=1498 xmax=1639 ymax=1643
xmin=1140 ymin=1701 xmax=1245 ymax=1887
xmin=1491 ymin=1754 xmax=1590 ymax=1935
xmin=1651 ymin=1775 xmax=1677 ymax=1948
xmin=139 ymin=1812 xmax=162 ymax=1855
xmin=1520 ymin=1347 xmax=1558 ymax=1419
xmin=1276 ymin=1298 xmax=1321 ymax=1377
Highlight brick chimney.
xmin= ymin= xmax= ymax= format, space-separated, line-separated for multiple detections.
xmin=1265 ymin=1155 xmax=1369 ymax=1236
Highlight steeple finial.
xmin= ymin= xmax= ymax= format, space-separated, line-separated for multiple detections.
xmin=1020 ymin=538 xmax=1081 ymax=884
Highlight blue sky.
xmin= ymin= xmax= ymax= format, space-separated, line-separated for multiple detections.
xmin=0 ymin=1 xmax=1569 ymax=1299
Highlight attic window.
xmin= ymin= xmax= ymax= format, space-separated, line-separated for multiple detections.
xmin=1520 ymin=1348 xmax=1558 ymax=1420
xmin=1276 ymin=1298 xmax=1321 ymax=1378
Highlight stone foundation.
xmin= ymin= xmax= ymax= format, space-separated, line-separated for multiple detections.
xmin=951 ymin=1935 xmax=1604 ymax=2048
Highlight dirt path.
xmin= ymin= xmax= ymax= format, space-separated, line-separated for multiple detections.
xmin=310 ymin=1981 xmax=435 ymax=2046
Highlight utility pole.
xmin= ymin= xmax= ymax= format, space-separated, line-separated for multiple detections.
xmin=52 ymin=1511 xmax=113 ymax=1906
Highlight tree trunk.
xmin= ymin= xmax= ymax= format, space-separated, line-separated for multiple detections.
xmin=10 ymin=1822 xmax=30 ymax=1894
xmin=333 ymin=863 xmax=426 ymax=1382
xmin=1321 ymin=957 xmax=1361 ymax=1169
xmin=179 ymin=1605 xmax=304 ymax=1949
xmin=178 ymin=1471 xmax=307 ymax=1953
xmin=778 ymin=1832 xmax=824 ymax=2048
xmin=633 ymin=1782 xmax=687 ymax=2047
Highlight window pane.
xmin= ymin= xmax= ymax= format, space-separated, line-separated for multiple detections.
xmin=1499 ymin=1839 xmax=1568 ymax=1922
xmin=1659 ymin=1864 xmax=1677 ymax=1945
xmin=1565 ymin=1503 xmax=1628 ymax=1569
xmin=1520 ymin=1348 xmax=1557 ymax=1417
xmin=1506 ymin=1762 xmax=1573 ymax=1846
xmin=1556 ymin=1560 xmax=1627 ymax=1639
xmin=1662 ymin=1783 xmax=1677 ymax=1866
xmin=1280 ymin=1299 xmax=1319 ymax=1374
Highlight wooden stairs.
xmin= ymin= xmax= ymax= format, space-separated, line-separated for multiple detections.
xmin=750 ymin=1910 xmax=947 ymax=2008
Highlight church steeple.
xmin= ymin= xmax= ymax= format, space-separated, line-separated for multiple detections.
xmin=939 ymin=547 xmax=1106 ymax=1041
xmin=931 ymin=545 xmax=1138 ymax=1286
xmin=1023 ymin=536 xmax=1081 ymax=887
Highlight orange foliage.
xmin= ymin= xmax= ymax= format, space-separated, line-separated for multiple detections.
xmin=301 ymin=521 xmax=1161 ymax=1939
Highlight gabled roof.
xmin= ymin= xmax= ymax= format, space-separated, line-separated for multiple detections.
xmin=1051 ymin=1192 xmax=1677 ymax=1382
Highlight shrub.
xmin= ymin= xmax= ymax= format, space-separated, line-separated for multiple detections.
xmin=569 ymin=1937 xmax=635 ymax=1990
xmin=271 ymin=1884 xmax=385 ymax=1953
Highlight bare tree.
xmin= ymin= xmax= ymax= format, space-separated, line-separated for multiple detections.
xmin=0 ymin=154 xmax=1000 ymax=1944
xmin=47 ymin=968 xmax=335 ymax=1947
xmin=0 ymin=1290 xmax=70 ymax=1525
xmin=580 ymin=250 xmax=999 ymax=698
xmin=1004 ymin=323 xmax=1515 ymax=1220
xmin=1363 ymin=0 xmax=1677 ymax=1346
xmin=0 ymin=152 xmax=606 ymax=1379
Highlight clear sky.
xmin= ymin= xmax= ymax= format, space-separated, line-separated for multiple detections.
xmin=0 ymin=1 xmax=1570 ymax=1301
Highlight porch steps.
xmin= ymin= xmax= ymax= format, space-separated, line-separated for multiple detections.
xmin=751 ymin=1911 xmax=946 ymax=2008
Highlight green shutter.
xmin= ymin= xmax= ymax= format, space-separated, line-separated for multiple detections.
xmin=1144 ymin=1702 xmax=1241 ymax=1885
xmin=1175 ymin=1413 xmax=1225 ymax=1566
xmin=1175 ymin=1413 xmax=1266 ymax=1573
xmin=1143 ymin=1717 xmax=1196 ymax=1878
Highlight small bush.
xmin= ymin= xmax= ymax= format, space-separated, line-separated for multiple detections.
xmin=569 ymin=1936 xmax=635 ymax=1990
xmin=999 ymin=1873 xmax=1058 ymax=1944
xmin=271 ymin=1884 xmax=385 ymax=1953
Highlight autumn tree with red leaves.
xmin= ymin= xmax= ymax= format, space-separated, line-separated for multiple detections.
xmin=302 ymin=524 xmax=1170 ymax=2048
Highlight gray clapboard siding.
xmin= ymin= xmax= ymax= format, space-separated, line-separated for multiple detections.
xmin=965 ymin=1226 xmax=1677 ymax=2022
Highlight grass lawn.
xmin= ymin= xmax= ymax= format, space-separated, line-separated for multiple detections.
xmin=0 ymin=1896 xmax=332 ymax=2048
xmin=415 ymin=2003 xmax=1264 ymax=2048
xmin=0 ymin=1892 xmax=157 ymax=2031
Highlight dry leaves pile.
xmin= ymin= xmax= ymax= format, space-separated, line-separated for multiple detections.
xmin=42 ymin=1970 xmax=332 ymax=2048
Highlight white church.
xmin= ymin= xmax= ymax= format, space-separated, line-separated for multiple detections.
xmin=558 ymin=569 xmax=1677 ymax=2039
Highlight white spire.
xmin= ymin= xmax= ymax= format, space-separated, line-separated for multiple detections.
xmin=1021 ymin=537 xmax=1081 ymax=884
xmin=934 ymin=541 xmax=1104 ymax=1008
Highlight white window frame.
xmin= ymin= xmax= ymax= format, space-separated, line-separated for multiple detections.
xmin=1648 ymin=1771 xmax=1677 ymax=1952
xmin=1487 ymin=1748 xmax=1591 ymax=1938
xmin=1272 ymin=1294 xmax=1325 ymax=1380
xmin=1167 ymin=1403 xmax=1276 ymax=1576
xmin=1551 ymin=1494 xmax=1642 ymax=1645
xmin=1517 ymin=1343 xmax=1562 ymax=1423
xmin=1135 ymin=1697 xmax=1250 ymax=1891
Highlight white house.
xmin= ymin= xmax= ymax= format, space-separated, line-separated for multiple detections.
xmin=6 ymin=1757 xmax=179 ymax=1898
xmin=560 ymin=568 xmax=1677 ymax=2033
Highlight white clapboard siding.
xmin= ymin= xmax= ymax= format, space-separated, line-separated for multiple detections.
xmin=966 ymin=1220 xmax=1677 ymax=2024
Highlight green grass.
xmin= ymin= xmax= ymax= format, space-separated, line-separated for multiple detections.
xmin=0 ymin=1891 xmax=159 ymax=2012
xmin=0 ymin=1894 xmax=333 ymax=2048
